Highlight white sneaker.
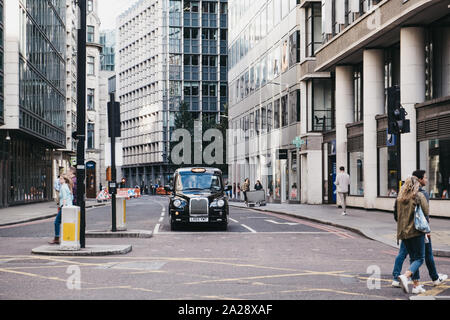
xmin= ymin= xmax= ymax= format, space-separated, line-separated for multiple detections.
xmin=433 ymin=274 xmax=448 ymax=286
xmin=392 ymin=280 xmax=400 ymax=288
xmin=411 ymin=285 xmax=426 ymax=294
xmin=398 ymin=275 xmax=409 ymax=293
xmin=342 ymin=212 xmax=347 ymax=216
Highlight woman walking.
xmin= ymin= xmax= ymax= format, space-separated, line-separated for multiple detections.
xmin=49 ymin=175 xmax=74 ymax=245
xmin=396 ymin=176 xmax=429 ymax=294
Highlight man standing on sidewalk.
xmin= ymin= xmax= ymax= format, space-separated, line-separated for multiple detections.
xmin=335 ymin=167 xmax=350 ymax=216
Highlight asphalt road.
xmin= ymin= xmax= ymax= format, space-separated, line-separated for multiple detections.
xmin=0 ymin=195 xmax=449 ymax=301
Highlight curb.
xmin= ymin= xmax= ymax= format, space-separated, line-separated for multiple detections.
xmin=86 ymin=230 xmax=153 ymax=238
xmin=230 ymin=204 xmax=450 ymax=258
xmin=31 ymin=244 xmax=132 ymax=256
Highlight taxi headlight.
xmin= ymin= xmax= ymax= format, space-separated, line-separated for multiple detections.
xmin=217 ymin=199 xmax=225 ymax=207
xmin=173 ymin=199 xmax=182 ymax=208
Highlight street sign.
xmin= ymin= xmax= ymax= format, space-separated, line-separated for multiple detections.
xmin=292 ymin=136 xmax=306 ymax=149
xmin=277 ymin=149 xmax=288 ymax=160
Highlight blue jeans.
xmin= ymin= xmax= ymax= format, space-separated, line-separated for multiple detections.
xmin=54 ymin=207 xmax=62 ymax=237
xmin=392 ymin=236 xmax=439 ymax=281
xmin=403 ymin=234 xmax=425 ymax=278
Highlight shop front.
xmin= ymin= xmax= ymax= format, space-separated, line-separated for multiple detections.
xmin=322 ymin=130 xmax=336 ymax=204
xmin=417 ymin=97 xmax=450 ymax=202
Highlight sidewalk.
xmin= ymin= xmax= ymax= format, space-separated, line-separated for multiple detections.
xmin=0 ymin=200 xmax=109 ymax=227
xmin=229 ymin=201 xmax=450 ymax=257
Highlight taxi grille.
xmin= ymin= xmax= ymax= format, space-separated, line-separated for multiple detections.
xmin=190 ymin=198 xmax=209 ymax=215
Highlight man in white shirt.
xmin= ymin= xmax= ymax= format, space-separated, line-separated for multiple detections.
xmin=335 ymin=166 xmax=350 ymax=216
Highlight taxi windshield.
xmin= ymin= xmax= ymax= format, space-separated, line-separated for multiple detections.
xmin=176 ymin=172 xmax=222 ymax=192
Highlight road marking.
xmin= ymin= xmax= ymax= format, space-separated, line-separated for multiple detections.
xmin=154 ymin=224 xmax=161 ymax=234
xmin=265 ymin=219 xmax=298 ymax=226
xmin=184 ymin=270 xmax=348 ymax=285
xmin=229 ymin=218 xmax=239 ymax=223
xmin=159 ymin=217 xmax=164 ymax=223
xmin=241 ymin=224 xmax=257 ymax=233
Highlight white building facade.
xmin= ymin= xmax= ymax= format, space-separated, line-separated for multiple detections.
xmin=227 ymin=0 xmax=450 ymax=217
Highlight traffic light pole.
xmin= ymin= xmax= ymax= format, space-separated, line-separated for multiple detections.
xmin=76 ymin=0 xmax=87 ymax=248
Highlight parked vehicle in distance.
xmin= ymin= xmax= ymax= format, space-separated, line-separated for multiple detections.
xmin=166 ymin=167 xmax=231 ymax=231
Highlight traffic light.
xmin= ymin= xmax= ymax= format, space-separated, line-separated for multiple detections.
xmin=387 ymin=86 xmax=410 ymax=134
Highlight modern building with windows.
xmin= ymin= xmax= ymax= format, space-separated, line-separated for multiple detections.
xmin=228 ymin=0 xmax=450 ymax=217
xmin=227 ymin=0 xmax=328 ymax=204
xmin=0 ymin=0 xmax=66 ymax=208
xmin=117 ymin=0 xmax=228 ymax=187
xmin=100 ymin=29 xmax=115 ymax=71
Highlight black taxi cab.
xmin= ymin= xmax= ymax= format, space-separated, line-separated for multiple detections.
xmin=166 ymin=167 xmax=231 ymax=231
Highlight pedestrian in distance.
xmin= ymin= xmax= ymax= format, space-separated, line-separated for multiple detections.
xmin=254 ymin=180 xmax=263 ymax=191
xmin=392 ymin=170 xmax=447 ymax=293
xmin=68 ymin=167 xmax=77 ymax=206
xmin=233 ymin=183 xmax=236 ymax=199
xmin=237 ymin=183 xmax=241 ymax=200
xmin=335 ymin=166 xmax=350 ymax=216
xmin=49 ymin=175 xmax=74 ymax=245
xmin=396 ymin=176 xmax=429 ymax=294
xmin=242 ymin=178 xmax=250 ymax=206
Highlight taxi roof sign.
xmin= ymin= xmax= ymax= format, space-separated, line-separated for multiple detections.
xmin=191 ymin=168 xmax=206 ymax=173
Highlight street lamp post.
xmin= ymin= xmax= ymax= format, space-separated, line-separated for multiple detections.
xmin=76 ymin=0 xmax=87 ymax=248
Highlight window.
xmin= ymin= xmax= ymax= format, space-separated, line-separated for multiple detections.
xmin=87 ymin=123 xmax=95 ymax=149
xmin=289 ymin=31 xmax=300 ymax=67
xmin=255 ymin=108 xmax=260 ymax=135
xmin=87 ymin=56 xmax=95 ymax=75
xmin=184 ymin=82 xmax=199 ymax=96
xmin=87 ymin=88 xmax=95 ymax=110
xmin=353 ymin=64 xmax=363 ymax=122
xmin=184 ymin=1 xmax=199 ymax=12
xmin=267 ymin=103 xmax=273 ymax=132
xmin=202 ymin=83 xmax=217 ymax=96
xmin=378 ymin=145 xmax=400 ymax=197
xmin=349 ymin=151 xmax=364 ymax=196
xmin=281 ymin=95 xmax=288 ymax=127
xmin=184 ymin=54 xmax=199 ymax=65
xmin=419 ymin=139 xmax=450 ymax=199
xmin=202 ymin=2 xmax=217 ymax=13
xmin=310 ymin=79 xmax=334 ymax=132
xmin=87 ymin=26 xmax=95 ymax=43
xmin=184 ymin=28 xmax=199 ymax=39
xmin=274 ymin=99 xmax=280 ymax=129
xmin=306 ymin=3 xmax=322 ymax=57
xmin=289 ymin=89 xmax=300 ymax=124
xmin=87 ymin=0 xmax=93 ymax=13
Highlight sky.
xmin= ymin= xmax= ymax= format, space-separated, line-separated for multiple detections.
xmin=97 ymin=0 xmax=137 ymax=30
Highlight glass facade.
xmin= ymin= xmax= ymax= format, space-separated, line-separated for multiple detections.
xmin=100 ymin=30 xmax=115 ymax=71
xmin=349 ymin=151 xmax=364 ymax=196
xmin=18 ymin=0 xmax=66 ymax=147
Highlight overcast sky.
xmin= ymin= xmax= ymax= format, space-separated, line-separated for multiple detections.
xmin=98 ymin=0 xmax=137 ymax=30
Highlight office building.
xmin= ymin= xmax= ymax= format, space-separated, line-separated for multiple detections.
xmin=117 ymin=0 xmax=228 ymax=187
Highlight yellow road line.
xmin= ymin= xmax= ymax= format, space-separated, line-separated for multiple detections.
xmin=184 ymin=270 xmax=348 ymax=285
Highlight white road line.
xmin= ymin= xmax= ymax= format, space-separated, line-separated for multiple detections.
xmin=159 ymin=217 xmax=164 ymax=223
xmin=241 ymin=224 xmax=257 ymax=233
xmin=229 ymin=218 xmax=239 ymax=223
xmin=153 ymin=224 xmax=161 ymax=234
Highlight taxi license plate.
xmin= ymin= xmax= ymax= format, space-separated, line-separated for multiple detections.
xmin=190 ymin=217 xmax=209 ymax=223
